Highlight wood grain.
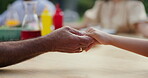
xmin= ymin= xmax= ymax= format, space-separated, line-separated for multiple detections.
xmin=0 ymin=44 xmax=148 ymax=78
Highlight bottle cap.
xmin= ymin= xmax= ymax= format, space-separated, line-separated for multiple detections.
xmin=56 ymin=4 xmax=62 ymax=12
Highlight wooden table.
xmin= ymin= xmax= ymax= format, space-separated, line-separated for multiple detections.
xmin=0 ymin=35 xmax=148 ymax=78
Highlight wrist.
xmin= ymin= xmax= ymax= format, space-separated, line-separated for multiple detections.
xmin=107 ymin=34 xmax=116 ymax=45
xmin=33 ymin=36 xmax=54 ymax=53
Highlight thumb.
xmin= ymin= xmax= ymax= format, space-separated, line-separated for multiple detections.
xmin=86 ymin=32 xmax=97 ymax=39
xmin=67 ymin=27 xmax=85 ymax=36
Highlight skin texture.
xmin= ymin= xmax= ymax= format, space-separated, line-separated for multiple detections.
xmin=86 ymin=28 xmax=148 ymax=57
xmin=137 ymin=21 xmax=148 ymax=37
xmin=0 ymin=26 xmax=94 ymax=67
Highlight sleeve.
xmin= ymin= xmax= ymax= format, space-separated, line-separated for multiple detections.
xmin=83 ymin=0 xmax=103 ymax=25
xmin=37 ymin=0 xmax=56 ymax=16
xmin=128 ymin=1 xmax=147 ymax=26
xmin=0 ymin=11 xmax=7 ymax=26
xmin=45 ymin=0 xmax=56 ymax=16
xmin=0 ymin=0 xmax=22 ymax=26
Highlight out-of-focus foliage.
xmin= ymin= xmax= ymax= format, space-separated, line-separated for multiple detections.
xmin=143 ymin=0 xmax=148 ymax=14
xmin=0 ymin=0 xmax=148 ymax=16
xmin=0 ymin=0 xmax=14 ymax=14
xmin=77 ymin=0 xmax=96 ymax=17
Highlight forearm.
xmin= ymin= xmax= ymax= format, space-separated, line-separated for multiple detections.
xmin=137 ymin=22 xmax=148 ymax=37
xmin=0 ymin=36 xmax=53 ymax=67
xmin=110 ymin=35 xmax=148 ymax=57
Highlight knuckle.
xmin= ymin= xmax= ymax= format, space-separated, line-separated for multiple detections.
xmin=63 ymin=26 xmax=71 ymax=30
xmin=89 ymin=27 xmax=94 ymax=30
xmin=93 ymin=31 xmax=98 ymax=35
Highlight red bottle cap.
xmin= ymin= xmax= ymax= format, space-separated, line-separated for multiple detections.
xmin=56 ymin=4 xmax=61 ymax=13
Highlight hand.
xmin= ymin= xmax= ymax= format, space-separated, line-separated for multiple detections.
xmin=86 ymin=28 xmax=113 ymax=45
xmin=44 ymin=26 xmax=95 ymax=53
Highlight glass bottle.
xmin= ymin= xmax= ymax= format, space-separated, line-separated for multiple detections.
xmin=21 ymin=1 xmax=41 ymax=40
xmin=5 ymin=5 xmax=20 ymax=27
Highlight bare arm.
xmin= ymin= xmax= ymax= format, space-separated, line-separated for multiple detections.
xmin=0 ymin=37 xmax=52 ymax=67
xmin=110 ymin=35 xmax=148 ymax=56
xmin=0 ymin=27 xmax=94 ymax=67
xmin=87 ymin=28 xmax=148 ymax=57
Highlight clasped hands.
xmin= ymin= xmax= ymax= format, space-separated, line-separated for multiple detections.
xmin=43 ymin=26 xmax=105 ymax=53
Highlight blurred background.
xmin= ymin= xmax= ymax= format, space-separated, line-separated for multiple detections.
xmin=0 ymin=0 xmax=148 ymax=41
xmin=0 ymin=0 xmax=148 ymax=17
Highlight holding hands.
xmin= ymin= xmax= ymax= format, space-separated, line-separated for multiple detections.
xmin=46 ymin=26 xmax=114 ymax=53
xmin=47 ymin=26 xmax=148 ymax=57
xmin=0 ymin=26 xmax=147 ymax=67
xmin=44 ymin=26 xmax=95 ymax=53
xmin=86 ymin=28 xmax=113 ymax=45
xmin=44 ymin=26 xmax=113 ymax=53
xmin=86 ymin=27 xmax=148 ymax=57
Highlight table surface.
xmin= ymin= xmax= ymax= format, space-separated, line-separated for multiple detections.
xmin=0 ymin=35 xmax=148 ymax=78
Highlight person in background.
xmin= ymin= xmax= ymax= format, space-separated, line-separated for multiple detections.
xmin=0 ymin=0 xmax=55 ymax=26
xmin=74 ymin=0 xmax=147 ymax=33
xmin=86 ymin=27 xmax=148 ymax=57
xmin=136 ymin=20 xmax=148 ymax=37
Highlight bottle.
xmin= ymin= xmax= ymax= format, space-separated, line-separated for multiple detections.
xmin=5 ymin=5 xmax=20 ymax=27
xmin=53 ymin=4 xmax=63 ymax=30
xmin=41 ymin=6 xmax=52 ymax=36
xmin=21 ymin=1 xmax=41 ymax=40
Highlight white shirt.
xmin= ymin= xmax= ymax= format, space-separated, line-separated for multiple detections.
xmin=84 ymin=0 xmax=147 ymax=32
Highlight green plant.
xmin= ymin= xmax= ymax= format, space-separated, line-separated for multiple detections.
xmin=143 ymin=0 xmax=148 ymax=14
xmin=77 ymin=0 xmax=96 ymax=17
xmin=0 ymin=0 xmax=15 ymax=14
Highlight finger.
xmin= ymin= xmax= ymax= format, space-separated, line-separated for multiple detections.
xmin=85 ymin=41 xmax=99 ymax=52
xmin=60 ymin=49 xmax=82 ymax=53
xmin=67 ymin=27 xmax=85 ymax=36
xmin=79 ymin=36 xmax=94 ymax=47
xmin=85 ymin=31 xmax=97 ymax=38
xmin=86 ymin=28 xmax=92 ymax=33
xmin=86 ymin=32 xmax=92 ymax=36
xmin=75 ymin=47 xmax=87 ymax=52
xmin=82 ymin=47 xmax=87 ymax=51
xmin=85 ymin=37 xmax=102 ymax=52
xmin=86 ymin=27 xmax=95 ymax=33
xmin=76 ymin=49 xmax=84 ymax=53
xmin=67 ymin=50 xmax=83 ymax=53
xmin=85 ymin=43 xmax=94 ymax=52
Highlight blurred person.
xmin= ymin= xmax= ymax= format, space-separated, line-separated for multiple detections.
xmin=0 ymin=26 xmax=94 ymax=67
xmin=0 ymin=0 xmax=55 ymax=26
xmin=136 ymin=20 xmax=148 ymax=37
xmin=74 ymin=0 xmax=147 ymax=33
xmin=86 ymin=27 xmax=148 ymax=57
